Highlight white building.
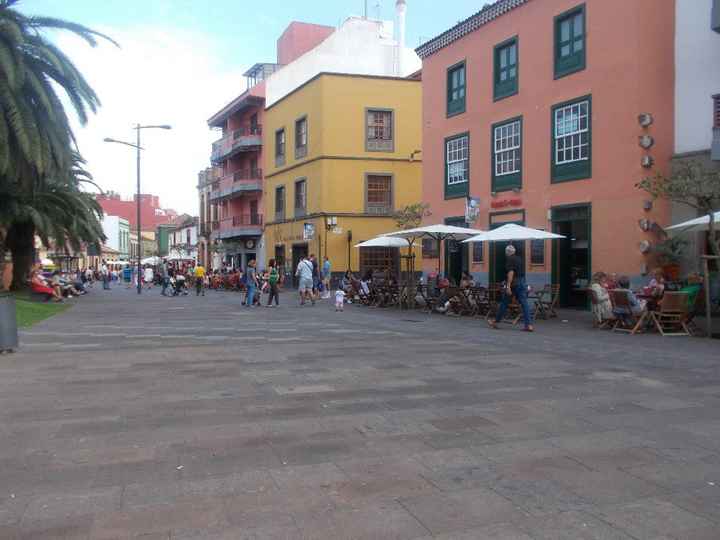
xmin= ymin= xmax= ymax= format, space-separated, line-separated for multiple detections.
xmin=673 ymin=0 xmax=720 ymax=271
xmin=265 ymin=7 xmax=421 ymax=107
xmin=101 ymin=215 xmax=130 ymax=261
xmin=168 ymin=217 xmax=199 ymax=261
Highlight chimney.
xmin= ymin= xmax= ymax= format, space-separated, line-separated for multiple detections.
xmin=396 ymin=0 xmax=407 ymax=75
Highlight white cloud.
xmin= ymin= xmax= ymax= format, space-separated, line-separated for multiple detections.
xmin=57 ymin=26 xmax=246 ymax=215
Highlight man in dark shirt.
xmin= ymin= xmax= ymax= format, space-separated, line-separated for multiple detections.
xmin=489 ymin=244 xmax=534 ymax=331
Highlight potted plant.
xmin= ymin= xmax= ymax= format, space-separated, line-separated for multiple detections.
xmin=653 ymin=237 xmax=687 ymax=281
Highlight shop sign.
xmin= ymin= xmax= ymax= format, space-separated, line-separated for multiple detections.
xmin=491 ymin=198 xmax=522 ymax=209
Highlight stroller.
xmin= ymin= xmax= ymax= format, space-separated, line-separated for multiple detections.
xmin=171 ymin=274 xmax=189 ymax=296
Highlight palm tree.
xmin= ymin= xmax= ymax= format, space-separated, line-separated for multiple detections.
xmin=0 ymin=0 xmax=117 ymax=288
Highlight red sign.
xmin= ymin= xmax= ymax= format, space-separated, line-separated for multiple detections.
xmin=490 ymin=198 xmax=522 ymax=209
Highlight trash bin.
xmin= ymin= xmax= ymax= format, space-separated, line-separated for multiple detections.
xmin=0 ymin=293 xmax=18 ymax=353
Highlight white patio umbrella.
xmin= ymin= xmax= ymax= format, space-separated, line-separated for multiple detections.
xmin=383 ymin=224 xmax=486 ymax=275
xmin=40 ymin=258 xmax=55 ymax=266
xmin=354 ymin=236 xmax=412 ymax=248
xmin=463 ymin=223 xmax=565 ymax=243
xmin=141 ymin=256 xmax=161 ymax=266
xmin=665 ymin=211 xmax=720 ymax=233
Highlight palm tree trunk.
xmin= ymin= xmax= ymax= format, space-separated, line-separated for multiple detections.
xmin=708 ymin=211 xmax=719 ymax=258
xmin=7 ymin=221 xmax=35 ymax=291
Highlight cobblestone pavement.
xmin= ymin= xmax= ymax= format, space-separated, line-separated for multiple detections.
xmin=1 ymin=286 xmax=720 ymax=539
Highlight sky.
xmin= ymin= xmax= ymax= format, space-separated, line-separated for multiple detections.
xmin=20 ymin=0 xmax=490 ymax=215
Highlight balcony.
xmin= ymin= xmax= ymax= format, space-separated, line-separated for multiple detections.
xmin=211 ymin=125 xmax=262 ymax=163
xmin=212 ymin=214 xmax=263 ymax=240
xmin=209 ymin=170 xmax=263 ymax=202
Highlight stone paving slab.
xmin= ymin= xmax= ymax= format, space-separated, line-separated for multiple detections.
xmin=1 ymin=287 xmax=719 ymax=539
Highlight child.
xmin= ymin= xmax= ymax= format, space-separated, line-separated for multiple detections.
xmin=335 ymin=289 xmax=346 ymax=312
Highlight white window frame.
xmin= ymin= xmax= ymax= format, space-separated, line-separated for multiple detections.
xmin=494 ymin=120 xmax=521 ymax=176
xmin=554 ymin=100 xmax=589 ymax=165
xmin=446 ymin=135 xmax=469 ymax=185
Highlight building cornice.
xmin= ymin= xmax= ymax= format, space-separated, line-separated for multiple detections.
xmin=415 ymin=0 xmax=531 ymax=60
xmin=264 ymin=154 xmax=421 ymax=179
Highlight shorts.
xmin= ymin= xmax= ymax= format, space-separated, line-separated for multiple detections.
xmin=299 ymin=278 xmax=313 ymax=291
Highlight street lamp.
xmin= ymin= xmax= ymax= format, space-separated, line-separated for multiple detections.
xmin=104 ymin=124 xmax=171 ymax=294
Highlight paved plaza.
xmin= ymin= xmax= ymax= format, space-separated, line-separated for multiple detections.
xmin=1 ymin=287 xmax=720 ymax=539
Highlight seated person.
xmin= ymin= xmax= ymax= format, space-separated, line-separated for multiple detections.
xmin=31 ymin=269 xmax=63 ymax=302
xmin=646 ymin=268 xmax=666 ymax=298
xmin=604 ymin=272 xmax=619 ymax=290
xmin=341 ymin=271 xmax=354 ymax=295
xmin=360 ymin=269 xmax=373 ymax=296
xmin=612 ymin=276 xmax=646 ymax=325
xmin=460 ymin=271 xmax=475 ymax=289
xmin=51 ymin=271 xmax=78 ymax=298
xmin=590 ymin=272 xmax=613 ymax=323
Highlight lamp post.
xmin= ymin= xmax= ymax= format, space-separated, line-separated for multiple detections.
xmin=104 ymin=124 xmax=171 ymax=294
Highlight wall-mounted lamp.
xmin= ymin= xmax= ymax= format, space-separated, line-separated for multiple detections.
xmin=638 ymin=218 xmax=650 ymax=232
xmin=641 ymin=155 xmax=654 ymax=168
xmin=638 ymin=113 xmax=654 ymax=128
xmin=409 ymin=149 xmax=422 ymax=162
xmin=325 ymin=216 xmax=337 ymax=229
xmin=490 ymin=191 xmax=498 ymax=197
xmin=511 ymin=187 xmax=521 ymax=193
xmin=643 ymin=200 xmax=653 ymax=211
xmin=639 ymin=135 xmax=655 ymax=149
xmin=639 ymin=240 xmax=651 ymax=254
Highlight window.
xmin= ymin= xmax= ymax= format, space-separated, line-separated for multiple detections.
xmin=360 ymin=247 xmax=398 ymax=276
xmin=365 ymin=174 xmax=392 ymax=214
xmin=494 ymin=37 xmax=518 ymax=100
xmin=366 ymin=109 xmax=394 ymax=152
xmin=294 ymin=179 xmax=306 ymax=217
xmin=275 ymin=186 xmax=285 ymax=221
xmin=552 ymin=96 xmax=591 ymax=182
xmin=492 ymin=118 xmax=522 ymax=191
xmin=275 ymin=129 xmax=286 ymax=166
xmin=472 ymin=242 xmax=484 ymax=263
xmin=447 ymin=61 xmax=466 ymax=116
xmin=531 ymin=238 xmax=545 ymax=265
xmin=422 ymin=238 xmax=439 ymax=258
xmin=445 ymin=134 xmax=469 ymax=199
xmin=295 ymin=117 xmax=308 ymax=159
xmin=555 ymin=5 xmax=586 ymax=79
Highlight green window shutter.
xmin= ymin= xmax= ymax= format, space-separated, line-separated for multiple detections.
xmin=444 ymin=133 xmax=470 ymax=199
xmin=494 ymin=37 xmax=518 ymax=101
xmin=554 ymin=4 xmax=586 ymax=79
xmin=491 ymin=117 xmax=522 ymax=192
xmin=551 ymin=95 xmax=592 ymax=183
xmin=447 ymin=62 xmax=466 ymax=117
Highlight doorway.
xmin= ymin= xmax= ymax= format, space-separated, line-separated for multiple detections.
xmin=291 ymin=243 xmax=309 ymax=288
xmin=552 ymin=204 xmax=591 ymax=308
xmin=489 ymin=214 xmax=525 ymax=285
xmin=444 ymin=217 xmax=469 ymax=285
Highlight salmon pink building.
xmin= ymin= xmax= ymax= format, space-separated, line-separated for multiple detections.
xmin=200 ymin=23 xmax=334 ymax=270
xmin=417 ymin=0 xmax=675 ymax=307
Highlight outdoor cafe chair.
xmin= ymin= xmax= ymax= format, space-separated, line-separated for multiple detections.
xmin=589 ymin=288 xmax=613 ymax=329
xmin=650 ymin=292 xmax=691 ymax=337
xmin=609 ymin=289 xmax=649 ymax=335
xmin=533 ymin=284 xmax=560 ymax=319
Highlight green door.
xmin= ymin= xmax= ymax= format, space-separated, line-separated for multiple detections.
xmin=444 ymin=217 xmax=469 ymax=285
xmin=551 ymin=204 xmax=591 ymax=308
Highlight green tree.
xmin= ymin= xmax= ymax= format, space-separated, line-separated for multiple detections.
xmin=0 ymin=0 xmax=116 ymax=288
xmin=637 ymin=160 xmax=720 ymax=257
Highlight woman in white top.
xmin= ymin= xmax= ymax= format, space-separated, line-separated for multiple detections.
xmin=143 ymin=266 xmax=154 ymax=289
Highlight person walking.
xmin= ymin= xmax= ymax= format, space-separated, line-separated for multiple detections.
xmin=101 ymin=260 xmax=110 ymax=290
xmin=245 ymin=259 xmax=258 ymax=307
xmin=143 ymin=265 xmax=154 ymax=290
xmin=295 ymin=255 xmax=314 ymax=306
xmin=310 ymin=254 xmax=320 ymax=301
xmin=321 ymin=256 xmax=332 ymax=299
xmin=489 ymin=245 xmax=534 ymax=332
xmin=194 ymin=263 xmax=206 ymax=296
xmin=160 ymin=260 xmax=170 ymax=296
xmin=266 ymin=259 xmax=280 ymax=307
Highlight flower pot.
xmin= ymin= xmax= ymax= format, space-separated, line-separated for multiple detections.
xmin=662 ymin=263 xmax=681 ymax=281
xmin=0 ymin=293 xmax=18 ymax=353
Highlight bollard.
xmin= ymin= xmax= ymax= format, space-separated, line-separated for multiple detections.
xmin=0 ymin=293 xmax=19 ymax=353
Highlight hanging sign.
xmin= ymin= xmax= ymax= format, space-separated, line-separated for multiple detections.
xmin=303 ymin=223 xmax=315 ymax=240
xmin=465 ymin=197 xmax=481 ymax=224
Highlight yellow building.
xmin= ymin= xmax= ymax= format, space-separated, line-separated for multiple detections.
xmin=263 ymin=73 xmax=422 ymax=280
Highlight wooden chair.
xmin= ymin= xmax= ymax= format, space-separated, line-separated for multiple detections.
xmin=609 ymin=289 xmax=648 ymax=334
xmin=651 ymin=292 xmax=691 ymax=337
xmin=534 ymin=284 xmax=560 ymax=319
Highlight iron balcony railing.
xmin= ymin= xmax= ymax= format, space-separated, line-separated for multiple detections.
xmin=211 ymin=125 xmax=262 ymax=163
xmin=232 ymin=214 xmax=263 ymax=227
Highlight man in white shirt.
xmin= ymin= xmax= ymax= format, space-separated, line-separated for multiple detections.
xmin=101 ymin=261 xmax=110 ymax=290
xmin=295 ymin=255 xmax=315 ymax=306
